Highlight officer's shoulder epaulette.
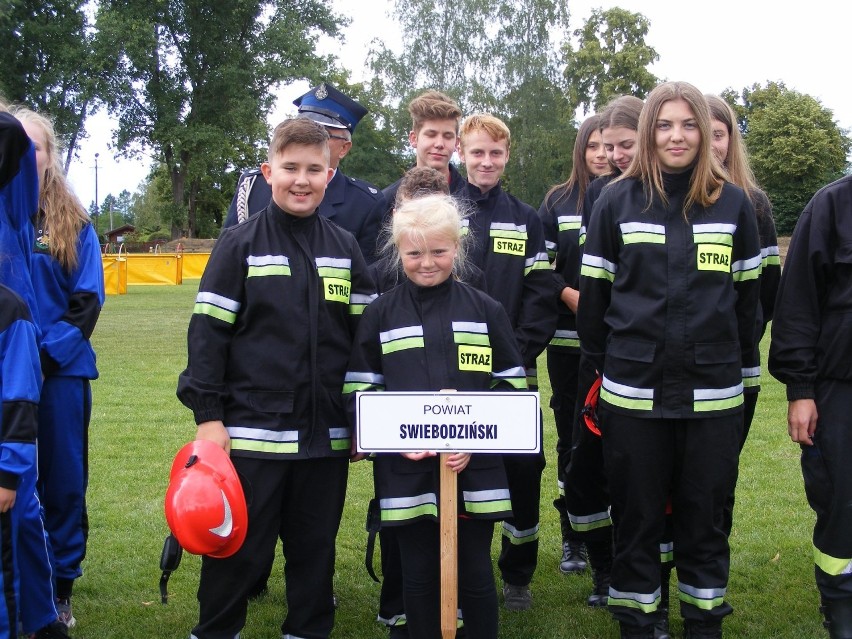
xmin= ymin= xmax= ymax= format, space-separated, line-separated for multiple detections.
xmin=346 ymin=175 xmax=384 ymax=201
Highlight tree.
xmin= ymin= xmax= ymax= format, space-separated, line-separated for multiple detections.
xmin=95 ymin=0 xmax=344 ymax=238
xmin=494 ymin=0 xmax=573 ymax=206
xmin=724 ymin=82 xmax=851 ymax=233
xmin=368 ymin=0 xmax=500 ymax=149
xmin=0 ymin=0 xmax=102 ymax=170
xmin=562 ymin=7 xmax=659 ymax=115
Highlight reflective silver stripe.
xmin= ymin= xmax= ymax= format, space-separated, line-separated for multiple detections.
xmin=557 ymin=215 xmax=582 ymax=231
xmin=315 ymin=257 xmax=351 ymax=269
xmin=463 ymin=488 xmax=511 ymax=503
xmin=557 ymin=478 xmax=565 ymax=495
xmin=602 ymin=376 xmax=654 ymax=400
xmin=501 ymin=521 xmax=539 ymax=540
xmin=761 ymin=245 xmax=780 ymax=259
xmin=678 ymin=581 xmax=726 ymax=600
xmin=567 ymin=509 xmax=612 ymax=531
xmin=247 ymin=254 xmax=289 ymax=266
xmin=659 ymin=541 xmax=674 ymax=554
xmin=694 ymin=384 xmax=743 ymax=401
xmin=491 ymin=222 xmax=527 ymax=234
xmin=380 ymin=325 xmax=424 ymax=343
xmin=694 ymin=223 xmax=736 ymax=235
xmin=380 ymin=494 xmax=437 ymax=510
xmin=329 ymin=427 xmax=350 ymax=439
xmin=621 ymin=222 xmax=666 ymax=235
xmin=452 ymin=321 xmax=488 ymax=334
xmin=581 ymin=253 xmax=618 ymax=279
xmin=378 ymin=613 xmax=407 ymax=627
xmin=196 ymin=291 xmax=240 ymax=312
xmin=608 ymin=586 xmax=660 ymax=606
xmin=732 ymin=253 xmax=762 ymax=281
xmin=344 ymin=371 xmax=384 ymax=385
xmin=350 ymin=293 xmax=377 ymax=306
xmin=227 ymin=427 xmax=298 ymax=442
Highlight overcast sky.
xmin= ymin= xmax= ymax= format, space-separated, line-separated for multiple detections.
xmin=67 ymin=0 xmax=852 ymax=210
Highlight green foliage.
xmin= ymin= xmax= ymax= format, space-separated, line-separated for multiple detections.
xmin=83 ymin=288 xmax=821 ymax=637
xmin=95 ymin=0 xmax=345 ymax=237
xmin=0 ymin=0 xmax=101 ymax=170
xmin=562 ymin=7 xmax=659 ymax=115
xmin=724 ymin=82 xmax=851 ymax=234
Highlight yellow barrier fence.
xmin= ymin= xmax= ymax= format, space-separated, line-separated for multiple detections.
xmin=102 ymin=249 xmax=211 ymax=291
xmin=181 ymin=252 xmax=211 ymax=279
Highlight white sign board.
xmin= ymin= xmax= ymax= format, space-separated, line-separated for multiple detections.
xmin=356 ymin=391 xmax=540 ymax=454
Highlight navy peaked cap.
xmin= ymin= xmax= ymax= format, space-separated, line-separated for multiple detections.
xmin=294 ymin=83 xmax=368 ymax=133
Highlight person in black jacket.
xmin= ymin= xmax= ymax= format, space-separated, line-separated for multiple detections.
xmin=705 ymin=94 xmax=780 ymax=536
xmin=178 ymin=118 xmax=376 ymax=639
xmin=225 ymin=82 xmax=386 ymax=263
xmin=345 ymin=193 xmax=526 ymax=639
xmin=578 ymin=82 xmax=761 ymax=639
xmin=458 ymin=113 xmax=555 ymax=612
xmin=536 ymin=114 xmax=609 ymax=578
xmin=769 ymin=175 xmax=852 ymax=639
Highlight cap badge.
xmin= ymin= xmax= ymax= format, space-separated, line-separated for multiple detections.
xmin=315 ymin=83 xmax=328 ymax=100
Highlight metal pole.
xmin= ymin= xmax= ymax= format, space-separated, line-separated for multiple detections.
xmin=94 ymin=152 xmax=100 ymax=235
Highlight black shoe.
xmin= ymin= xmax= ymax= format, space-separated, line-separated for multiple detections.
xmin=653 ymin=613 xmax=670 ymax=639
xmin=560 ymin=540 xmax=588 ymax=574
xmin=34 ymin=621 xmax=72 ymax=638
xmin=585 ymin=537 xmax=612 ymax=607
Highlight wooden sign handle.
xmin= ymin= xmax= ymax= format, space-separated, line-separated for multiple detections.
xmin=439 ymin=452 xmax=458 ymax=639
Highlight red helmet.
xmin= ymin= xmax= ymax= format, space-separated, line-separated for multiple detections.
xmin=164 ymin=440 xmax=248 ymax=558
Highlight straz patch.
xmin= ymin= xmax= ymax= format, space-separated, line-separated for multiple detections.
xmin=324 ymin=278 xmax=351 ymax=303
xmin=696 ymin=244 xmax=732 ymax=272
xmin=458 ymin=345 xmax=492 ymax=372
xmin=493 ymin=238 xmax=525 ymax=255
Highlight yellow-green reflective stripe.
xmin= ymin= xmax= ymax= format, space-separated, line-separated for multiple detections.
xmin=569 ymin=513 xmax=613 ymax=532
xmin=382 ymin=503 xmax=438 ymax=521
xmin=732 ymin=268 xmax=760 ymax=282
xmin=550 ymin=337 xmax=580 ymax=348
xmin=349 ymin=304 xmax=367 ymax=315
xmin=194 ymin=303 xmax=237 ymax=324
xmin=558 ymin=222 xmax=581 ymax=232
xmin=382 ymin=337 xmax=424 ymax=354
xmin=502 ymin=523 xmax=539 ymax=544
xmin=623 ymin=233 xmax=665 ymax=244
xmin=342 ymin=381 xmax=382 ymax=394
xmin=608 ymin=589 xmax=660 ymax=613
xmin=231 ymin=439 xmax=299 ymax=454
xmin=492 ymin=377 xmax=527 ymax=390
xmin=247 ymin=265 xmax=291 ymax=277
xmin=814 ymin=545 xmax=852 ymax=576
xmin=693 ymin=233 xmax=733 ymax=246
xmin=331 ymin=439 xmax=351 ymax=451
xmin=466 ymin=499 xmax=512 ymax=514
xmin=693 ymin=395 xmax=743 ymax=412
xmin=600 ymin=387 xmax=653 ymax=411
xmin=317 ymin=267 xmax=351 ymax=280
xmin=763 ymin=255 xmax=781 ymax=266
xmin=580 ymin=264 xmax=615 ymax=282
xmin=454 ymin=333 xmax=491 ymax=346
xmin=677 ymin=591 xmax=725 ymax=611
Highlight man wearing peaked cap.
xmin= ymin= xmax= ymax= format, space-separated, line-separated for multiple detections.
xmin=224 ymin=82 xmax=386 ymax=264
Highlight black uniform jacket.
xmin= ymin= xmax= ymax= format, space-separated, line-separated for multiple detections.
xmin=178 ymin=203 xmax=377 ymax=460
xmin=578 ymin=171 xmax=761 ymax=419
xmin=344 ymin=276 xmax=527 ymax=525
xmin=769 ymin=175 xmax=852 ymax=401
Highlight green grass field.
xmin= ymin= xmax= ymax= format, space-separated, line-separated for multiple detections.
xmin=79 ymin=283 xmax=821 ymax=638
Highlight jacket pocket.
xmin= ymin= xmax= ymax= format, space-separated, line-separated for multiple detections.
xmin=246 ymin=390 xmax=294 ymax=414
xmin=607 ymin=336 xmax=656 ymax=363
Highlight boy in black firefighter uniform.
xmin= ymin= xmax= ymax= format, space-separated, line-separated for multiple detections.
xmin=177 ymin=118 xmax=376 ymax=639
xmin=345 ymin=193 xmax=526 ymax=638
xmin=769 ymin=175 xmax=852 ymax=639
xmin=578 ymin=82 xmax=760 ymax=639
xmin=458 ymin=113 xmax=555 ymax=611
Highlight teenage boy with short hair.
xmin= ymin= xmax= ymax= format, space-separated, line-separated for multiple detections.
xmin=382 ymin=90 xmax=466 ymax=211
xmin=178 ymin=117 xmax=376 ymax=639
xmin=459 ymin=113 xmax=555 ymax=612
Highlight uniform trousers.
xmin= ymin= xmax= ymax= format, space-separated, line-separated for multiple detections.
xmin=191 ymin=455 xmax=348 ymax=639
xmin=803 ymin=378 xmax=852 ymax=600
xmin=564 ymin=357 xmax=611 ymax=543
xmin=396 ymin=518 xmax=496 ymax=639
xmin=546 ymin=347 xmax=581 ymax=540
xmin=37 ymin=377 xmax=90 ymax=585
xmin=722 ymin=391 xmax=756 ymax=537
xmin=497 ymin=415 xmax=545 ymax=587
xmin=599 ymin=406 xmax=739 ymax=628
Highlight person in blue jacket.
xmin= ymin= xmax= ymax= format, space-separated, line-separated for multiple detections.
xmin=1 ymin=102 xmax=72 ymax=639
xmin=16 ymin=107 xmax=105 ymax=629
